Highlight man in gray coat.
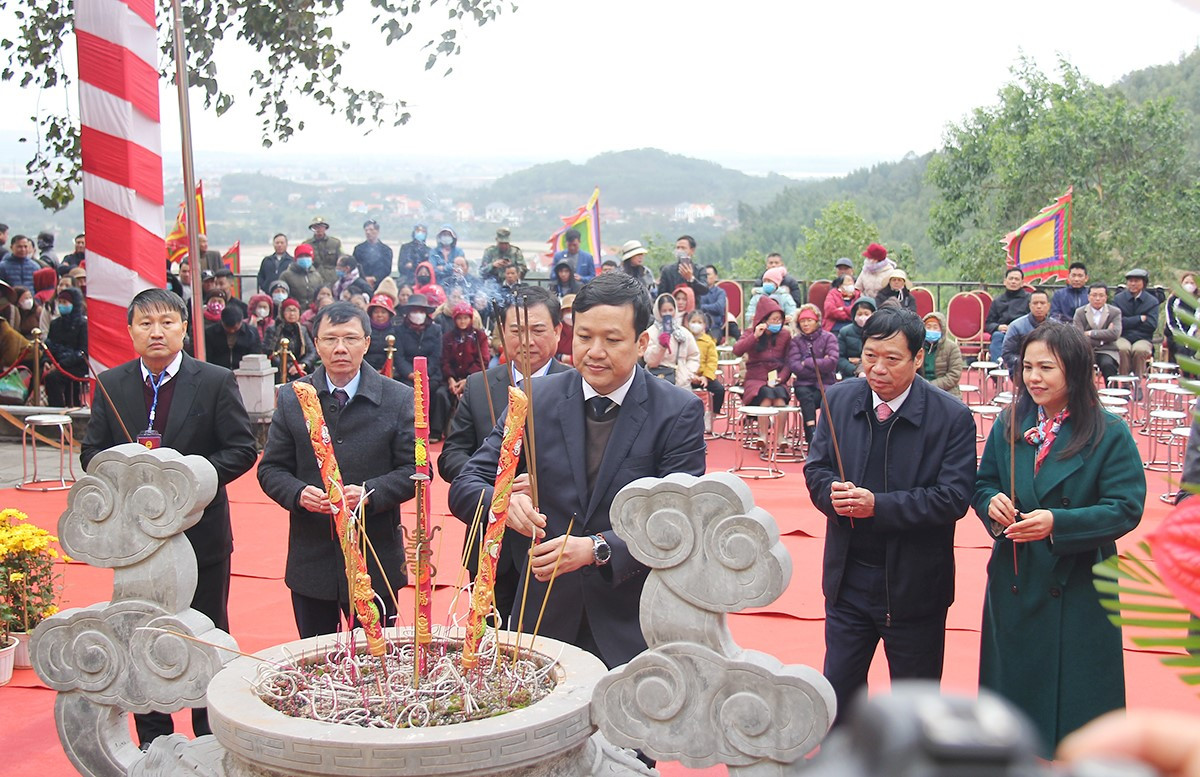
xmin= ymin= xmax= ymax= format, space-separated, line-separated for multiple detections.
xmin=258 ymin=301 xmax=416 ymax=639
xmin=1072 ymin=282 xmax=1122 ymax=381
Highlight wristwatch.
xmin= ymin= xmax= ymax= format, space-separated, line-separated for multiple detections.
xmin=591 ymin=534 xmax=611 ymax=566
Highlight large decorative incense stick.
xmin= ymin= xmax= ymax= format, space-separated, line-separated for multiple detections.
xmin=292 ymin=382 xmax=386 ymax=660
xmin=407 ymin=356 xmax=437 ymax=679
xmin=461 ymin=386 xmax=528 ymax=671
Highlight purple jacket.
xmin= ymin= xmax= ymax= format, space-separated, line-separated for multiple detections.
xmin=786 ymin=328 xmax=839 ymax=387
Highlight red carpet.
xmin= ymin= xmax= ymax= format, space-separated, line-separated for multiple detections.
xmin=2 ymin=428 xmax=1196 ymax=777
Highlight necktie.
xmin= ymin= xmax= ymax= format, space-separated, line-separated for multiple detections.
xmin=586 ymin=396 xmax=617 ymax=421
xmin=333 ymin=388 xmax=350 ymax=408
xmin=875 ymin=402 xmax=893 ymax=422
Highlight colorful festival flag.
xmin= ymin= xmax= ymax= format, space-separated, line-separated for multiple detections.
xmin=546 ymin=188 xmax=601 ymax=271
xmin=1003 ymin=187 xmax=1073 ymax=282
xmin=165 ymin=183 xmax=207 ymax=266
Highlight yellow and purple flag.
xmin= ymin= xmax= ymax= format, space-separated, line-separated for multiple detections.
xmin=1003 ymin=187 xmax=1072 ymax=282
xmin=546 ymin=187 xmax=601 ymax=270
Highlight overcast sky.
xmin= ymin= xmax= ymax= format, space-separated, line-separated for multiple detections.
xmin=1 ymin=0 xmax=1199 ymax=174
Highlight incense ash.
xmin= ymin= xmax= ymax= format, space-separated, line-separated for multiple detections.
xmin=252 ymin=631 xmax=559 ymax=728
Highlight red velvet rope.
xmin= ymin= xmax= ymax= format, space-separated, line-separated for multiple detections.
xmin=40 ymin=342 xmax=90 ymax=383
xmin=0 ymin=345 xmax=31 ymax=380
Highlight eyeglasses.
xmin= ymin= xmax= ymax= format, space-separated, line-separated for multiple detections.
xmin=317 ymin=335 xmax=366 ymax=348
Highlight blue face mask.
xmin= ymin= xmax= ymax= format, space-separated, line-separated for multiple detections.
xmin=336 ymin=269 xmax=346 ymax=279
xmin=272 ymin=292 xmax=287 ymax=304
xmin=415 ymin=231 xmax=427 ymax=243
xmin=925 ymin=329 xmax=942 ymax=343
xmin=762 ymin=283 xmax=777 ymax=294
xmin=58 ymin=303 xmax=73 ymax=316
xmin=297 ymin=257 xmax=313 ymax=270
xmin=766 ymin=323 xmax=783 ymax=334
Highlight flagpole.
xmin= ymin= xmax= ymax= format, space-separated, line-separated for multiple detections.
xmin=171 ymin=0 xmax=204 ymax=361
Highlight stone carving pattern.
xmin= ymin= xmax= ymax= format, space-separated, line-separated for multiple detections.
xmin=592 ymin=472 xmax=836 ymax=773
xmin=30 ymin=444 xmax=233 ymax=777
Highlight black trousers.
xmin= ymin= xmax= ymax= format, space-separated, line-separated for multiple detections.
xmin=1095 ymin=353 xmax=1119 ymax=381
xmin=291 ymin=589 xmax=399 ymax=640
xmin=794 ymin=384 xmax=822 ymax=442
xmin=135 ymin=557 xmax=230 ymax=746
xmin=824 ymin=559 xmax=947 ymax=725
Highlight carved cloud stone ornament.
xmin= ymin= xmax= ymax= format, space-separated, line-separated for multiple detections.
xmin=31 ymin=444 xmax=232 ymax=777
xmin=592 ymin=472 xmax=835 ymax=773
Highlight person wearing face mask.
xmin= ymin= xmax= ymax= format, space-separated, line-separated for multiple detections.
xmin=838 ymin=299 xmax=876 ymax=378
xmin=333 ymin=255 xmax=367 ymax=301
xmin=394 ymin=293 xmax=448 ymax=440
xmin=644 ymin=293 xmax=701 ymax=388
xmin=248 ymin=293 xmax=276 ymax=342
xmin=786 ymin=305 xmax=839 ymax=447
xmin=734 ymin=295 xmax=792 ymax=448
xmin=758 ymin=253 xmax=804 ymax=307
xmin=412 ymin=260 xmax=446 ymax=307
xmin=362 ymin=294 xmax=398 ymax=373
xmin=824 ymin=274 xmax=861 ymax=334
xmin=745 ymin=265 xmax=797 ymax=327
xmin=202 ymin=291 xmax=227 ymax=324
xmin=441 ymin=301 xmax=490 ymax=419
xmin=268 ymin=279 xmax=290 ymax=309
xmin=13 ymin=286 xmax=49 ymax=337
xmin=657 ymin=235 xmax=708 ymax=304
xmin=854 ymin=242 xmax=896 ymax=301
xmin=278 ymin=244 xmax=323 ymax=308
xmin=398 ymin=223 xmax=431 ymax=286
xmin=430 ymin=225 xmax=465 ymax=281
xmin=920 ymin=311 xmax=963 ymax=399
xmin=44 ymin=287 xmax=88 ymax=406
xmin=1165 ymin=271 xmax=1198 ymax=368
xmin=687 ymin=310 xmax=725 ymax=428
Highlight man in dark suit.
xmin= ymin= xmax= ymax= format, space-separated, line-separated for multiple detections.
xmin=437 ymin=285 xmax=569 ymax=626
xmin=81 ymin=288 xmax=257 ymax=746
xmin=258 ymin=302 xmax=416 ymax=639
xmin=447 ymin=272 xmax=707 ymax=670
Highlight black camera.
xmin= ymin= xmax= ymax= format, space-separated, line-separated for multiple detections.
xmin=804 ymin=682 xmax=1157 ymax=777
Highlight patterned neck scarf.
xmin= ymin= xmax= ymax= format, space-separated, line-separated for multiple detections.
xmin=1023 ymin=405 xmax=1069 ymax=474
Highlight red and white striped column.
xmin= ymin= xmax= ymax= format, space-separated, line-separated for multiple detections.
xmin=75 ymin=0 xmax=166 ymax=370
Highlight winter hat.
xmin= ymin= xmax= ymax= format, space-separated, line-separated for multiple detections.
xmin=369 ymin=294 xmax=396 ymax=316
xmin=294 ymin=244 xmax=315 ymax=258
xmin=862 ymin=243 xmax=888 ymax=261
xmin=280 ymin=298 xmax=301 ymax=312
xmin=763 ymin=266 xmax=787 ymax=287
xmin=452 ymin=301 xmax=474 ymax=318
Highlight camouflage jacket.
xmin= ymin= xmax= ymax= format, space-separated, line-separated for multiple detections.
xmin=309 ymin=235 xmax=344 ymax=284
xmin=480 ymin=244 xmax=526 ymax=282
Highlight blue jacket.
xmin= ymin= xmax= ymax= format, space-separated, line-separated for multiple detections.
xmin=553 ymin=249 xmax=596 ymax=284
xmin=1049 ymin=286 xmax=1088 ymax=323
xmin=0 ymin=255 xmax=38 ymax=288
xmin=804 ymin=377 xmax=976 ymax=620
xmin=1000 ymin=313 xmax=1049 ymax=370
xmin=699 ymin=283 xmax=727 ymax=337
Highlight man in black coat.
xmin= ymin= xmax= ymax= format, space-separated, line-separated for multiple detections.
xmin=986 ymin=267 xmax=1031 ymax=361
xmin=256 ymin=233 xmax=292 ymax=293
xmin=437 ymin=285 xmax=570 ymax=625
xmin=204 ymin=304 xmax=262 ymax=370
xmin=447 ymin=272 xmax=707 ymax=670
xmin=394 ymin=293 xmax=447 ymax=439
xmin=81 ymin=288 xmax=257 ymax=746
xmin=258 ymin=302 xmax=416 ymax=639
xmin=657 ymin=235 xmax=708 ymax=301
xmin=352 ymin=219 xmax=394 ymax=288
xmin=803 ymin=307 xmax=976 ymax=723
xmin=1113 ymin=267 xmax=1160 ymax=379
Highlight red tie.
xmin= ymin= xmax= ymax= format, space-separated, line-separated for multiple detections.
xmin=875 ymin=403 xmax=893 ymax=422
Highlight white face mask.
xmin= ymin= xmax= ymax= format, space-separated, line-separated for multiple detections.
xmin=688 ymin=322 xmax=705 ymax=334
xmin=19 ymin=298 xmax=33 ymax=311
xmin=408 ymin=311 xmax=427 ymax=325
xmin=1185 ymin=282 xmax=1197 ymax=294
xmin=855 ymin=314 xmax=871 ymax=327
xmin=255 ymin=307 xmax=270 ymax=318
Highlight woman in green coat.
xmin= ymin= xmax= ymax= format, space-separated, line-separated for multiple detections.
xmin=973 ymin=322 xmax=1144 ymax=756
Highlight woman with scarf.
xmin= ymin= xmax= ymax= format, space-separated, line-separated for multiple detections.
xmin=785 ymin=305 xmax=838 ymax=447
xmin=733 ymin=295 xmax=792 ymax=448
xmin=264 ymin=298 xmax=316 ymax=381
xmin=44 ymin=287 xmax=87 ymax=406
xmin=363 ymin=294 xmax=399 ymax=373
xmin=394 ymin=294 xmax=447 ymax=440
xmin=644 ymin=293 xmax=701 ymax=388
xmin=855 ymin=242 xmax=896 ymax=300
xmin=441 ymin=300 xmax=489 ymax=416
xmin=874 ymin=268 xmax=919 ymax=314
xmin=973 ymin=322 xmax=1144 ymax=756
xmin=1165 ymin=271 xmax=1197 ymax=369
xmin=920 ymin=312 xmax=963 ymax=399
xmin=248 ymin=293 xmax=276 ymax=342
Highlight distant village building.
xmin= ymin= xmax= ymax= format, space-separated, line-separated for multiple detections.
xmin=673 ymin=202 xmax=715 ymax=223
xmin=454 ymin=202 xmax=475 ymax=222
xmin=485 ymin=202 xmax=511 ymax=222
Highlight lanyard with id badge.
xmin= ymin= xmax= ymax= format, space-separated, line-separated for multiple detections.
xmin=138 ymin=370 xmax=165 ymax=449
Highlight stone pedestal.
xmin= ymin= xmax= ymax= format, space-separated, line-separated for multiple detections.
xmin=234 ymin=354 xmax=276 ymax=416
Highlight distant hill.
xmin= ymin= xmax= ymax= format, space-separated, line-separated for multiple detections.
xmin=709 ymin=47 xmax=1200 ymax=279
xmin=473 ymin=148 xmax=796 ymax=210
